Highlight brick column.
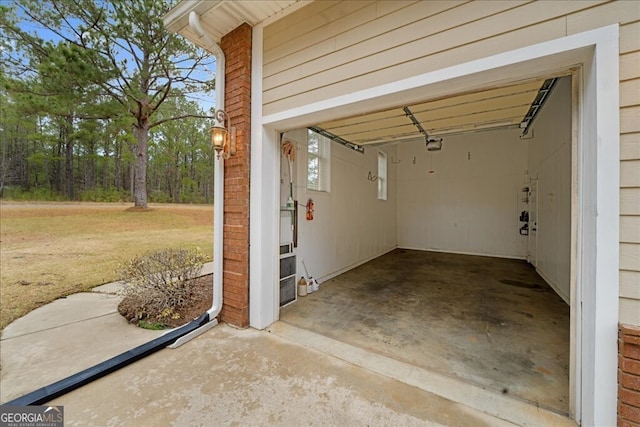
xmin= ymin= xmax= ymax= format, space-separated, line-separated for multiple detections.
xmin=619 ymin=323 xmax=640 ymax=426
xmin=220 ymin=23 xmax=251 ymax=328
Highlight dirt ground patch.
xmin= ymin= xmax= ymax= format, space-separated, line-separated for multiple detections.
xmin=0 ymin=201 xmax=213 ymax=331
xmin=118 ymin=274 xmax=213 ymax=329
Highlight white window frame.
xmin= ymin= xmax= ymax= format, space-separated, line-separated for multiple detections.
xmin=377 ymin=150 xmax=387 ymax=200
xmin=306 ymin=128 xmax=330 ymax=192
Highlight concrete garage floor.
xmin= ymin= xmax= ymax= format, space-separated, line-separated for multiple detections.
xmin=280 ymin=249 xmax=570 ymax=415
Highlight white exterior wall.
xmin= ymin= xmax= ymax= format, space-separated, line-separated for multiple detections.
xmin=397 ymin=129 xmax=528 ymax=259
xmin=280 ymin=129 xmax=397 ymax=283
xmin=263 ymin=0 xmax=640 ymax=325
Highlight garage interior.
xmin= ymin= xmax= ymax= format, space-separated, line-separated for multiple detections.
xmin=277 ymin=75 xmax=573 ymax=415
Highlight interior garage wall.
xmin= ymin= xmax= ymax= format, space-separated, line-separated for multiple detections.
xmin=280 ymin=129 xmax=397 ymax=282
xmin=526 ymin=76 xmax=572 ymax=301
xmin=397 ymin=128 xmax=528 ymax=259
xmin=395 ymin=78 xmax=571 ymax=298
xmin=263 ymin=0 xmax=640 ymax=325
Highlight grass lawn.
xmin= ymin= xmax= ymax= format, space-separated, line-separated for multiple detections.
xmin=0 ymin=201 xmax=213 ymax=331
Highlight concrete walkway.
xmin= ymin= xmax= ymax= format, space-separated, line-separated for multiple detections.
xmin=1 ymin=267 xmax=516 ymax=426
xmin=0 ymin=281 xmax=165 ymax=403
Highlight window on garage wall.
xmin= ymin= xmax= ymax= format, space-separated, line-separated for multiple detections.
xmin=378 ymin=150 xmax=387 ymax=200
xmin=307 ymin=129 xmax=330 ymax=192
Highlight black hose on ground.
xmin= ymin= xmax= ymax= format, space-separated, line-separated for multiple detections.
xmin=4 ymin=313 xmax=210 ymax=406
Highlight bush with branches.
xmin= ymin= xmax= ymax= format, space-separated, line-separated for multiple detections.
xmin=118 ymin=248 xmax=207 ymax=328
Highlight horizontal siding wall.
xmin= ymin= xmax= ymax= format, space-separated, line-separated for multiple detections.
xmin=263 ymin=0 xmax=640 ymax=324
xmin=263 ymin=1 xmax=609 ymax=113
xmin=618 ymin=7 xmax=640 ymax=324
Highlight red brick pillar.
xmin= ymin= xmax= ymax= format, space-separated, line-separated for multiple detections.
xmin=220 ymin=23 xmax=251 ymax=328
xmin=619 ymin=323 xmax=640 ymax=426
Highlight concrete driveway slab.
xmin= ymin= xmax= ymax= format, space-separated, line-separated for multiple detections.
xmin=1 ymin=292 xmax=163 ymax=403
xmin=48 ymin=325 xmax=512 ymax=427
xmin=2 ymin=293 xmax=124 ymax=339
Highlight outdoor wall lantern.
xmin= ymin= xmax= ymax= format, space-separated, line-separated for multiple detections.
xmin=210 ymin=109 xmax=236 ymax=159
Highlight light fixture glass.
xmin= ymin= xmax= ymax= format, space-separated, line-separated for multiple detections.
xmin=210 ymin=109 xmax=236 ymax=159
xmin=211 ymin=125 xmax=227 ymax=153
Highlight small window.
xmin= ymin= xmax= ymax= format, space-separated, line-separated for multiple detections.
xmin=307 ymin=129 xmax=330 ymax=192
xmin=377 ymin=150 xmax=387 ymax=200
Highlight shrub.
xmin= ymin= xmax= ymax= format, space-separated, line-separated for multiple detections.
xmin=148 ymin=190 xmax=171 ymax=203
xmin=2 ymin=187 xmax=66 ymax=201
xmin=79 ymin=187 xmax=129 ymax=202
xmin=118 ymin=248 xmax=206 ymax=327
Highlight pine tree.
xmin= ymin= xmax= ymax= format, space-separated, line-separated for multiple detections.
xmin=1 ymin=0 xmax=215 ymax=206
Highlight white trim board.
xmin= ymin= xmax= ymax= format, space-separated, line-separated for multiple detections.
xmin=250 ymin=22 xmax=280 ymax=331
xmin=251 ymin=25 xmax=620 ymax=426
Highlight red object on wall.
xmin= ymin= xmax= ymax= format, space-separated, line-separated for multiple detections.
xmin=619 ymin=323 xmax=640 ymax=426
xmin=306 ymin=199 xmax=314 ymax=220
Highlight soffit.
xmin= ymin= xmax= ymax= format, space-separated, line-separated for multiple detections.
xmin=315 ymin=78 xmax=549 ymax=147
xmin=163 ymin=0 xmax=299 ymax=48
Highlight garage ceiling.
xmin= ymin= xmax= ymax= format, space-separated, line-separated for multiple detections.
xmin=313 ymin=78 xmax=551 ymax=148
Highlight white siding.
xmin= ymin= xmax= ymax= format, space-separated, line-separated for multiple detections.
xmin=262 ymin=1 xmax=619 ymax=114
xmin=618 ymin=17 xmax=640 ymax=325
xmin=264 ymin=0 xmax=640 ymax=325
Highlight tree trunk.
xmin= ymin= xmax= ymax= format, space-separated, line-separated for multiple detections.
xmin=37 ymin=139 xmax=44 ymax=189
xmin=24 ymin=139 xmax=30 ymax=189
xmin=85 ymin=138 xmax=96 ymax=191
xmin=114 ymin=140 xmax=121 ymax=191
xmin=65 ymin=138 xmax=73 ymax=199
xmin=53 ymin=139 xmax=62 ymax=192
xmin=129 ymin=152 xmax=134 ymax=201
xmin=133 ymin=121 xmax=149 ymax=208
xmin=102 ymin=137 xmax=110 ymax=189
xmin=64 ymin=117 xmax=74 ymax=199
xmin=174 ymin=152 xmax=180 ymax=203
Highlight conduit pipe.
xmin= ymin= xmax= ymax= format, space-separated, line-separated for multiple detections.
xmin=190 ymin=9 xmax=224 ymax=321
xmin=4 ymin=314 xmax=210 ymax=406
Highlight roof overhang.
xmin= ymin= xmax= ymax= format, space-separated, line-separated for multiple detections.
xmin=163 ymin=0 xmax=301 ymax=48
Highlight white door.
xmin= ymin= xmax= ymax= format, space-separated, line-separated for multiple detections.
xmin=528 ymin=181 xmax=538 ymax=267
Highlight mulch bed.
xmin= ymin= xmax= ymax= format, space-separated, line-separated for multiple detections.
xmin=118 ymin=274 xmax=213 ymax=329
